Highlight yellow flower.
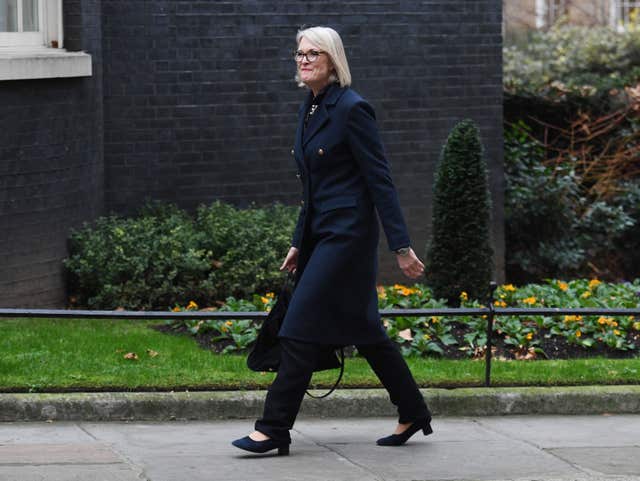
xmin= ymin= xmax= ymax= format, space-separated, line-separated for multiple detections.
xmin=225 ymin=320 xmax=233 ymax=326
xmin=393 ymin=284 xmax=406 ymax=291
xmin=423 ymin=334 xmax=431 ymax=340
xmin=557 ymin=281 xmax=568 ymax=291
xmin=430 ymin=316 xmax=441 ymax=324
xmin=260 ymin=296 xmax=269 ymax=304
xmin=172 ymin=306 xmax=181 ymax=312
xmin=494 ymin=300 xmax=507 ymax=308
xmin=564 ymin=315 xmax=583 ymax=323
xmin=187 ymin=300 xmax=198 ymax=310
xmin=581 ymin=291 xmax=591 ymax=299
xmin=575 ymin=330 xmax=582 ymax=337
xmin=614 ymin=329 xmax=621 ymax=336
xmin=526 ymin=332 xmax=533 ymax=340
xmin=632 ymin=322 xmax=640 ymax=331
xmin=522 ymin=296 xmax=537 ymax=305
xmin=588 ymin=279 xmax=601 ymax=290
xmin=503 ymin=284 xmax=517 ymax=292
xmin=460 ymin=291 xmax=469 ymax=301
xmin=399 ymin=287 xmax=413 ymax=296
xmin=598 ymin=316 xmax=611 ymax=325
xmin=265 ymin=292 xmax=275 ymax=299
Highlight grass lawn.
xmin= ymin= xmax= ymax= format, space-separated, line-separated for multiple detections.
xmin=1 ymin=317 xmax=639 ymax=392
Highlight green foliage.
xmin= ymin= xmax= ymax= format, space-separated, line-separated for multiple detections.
xmin=167 ymin=280 xmax=640 ymax=359
xmin=504 ymin=21 xmax=640 ymax=108
xmin=425 ymin=119 xmax=493 ymax=304
xmin=64 ymin=199 xmax=298 ymax=310
xmin=64 ymin=201 xmax=209 ymax=310
xmin=504 ymin=121 xmax=639 ymax=281
xmin=195 ymin=201 xmax=295 ymax=302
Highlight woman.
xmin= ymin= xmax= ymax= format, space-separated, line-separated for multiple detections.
xmin=232 ymin=26 xmax=432 ymax=456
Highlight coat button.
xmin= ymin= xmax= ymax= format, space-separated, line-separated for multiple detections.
xmin=318 ymin=148 xmax=324 ymax=156
xmin=291 ymin=149 xmax=294 ymax=155
xmin=300 ymin=200 xmax=304 ymax=205
xmin=296 ymin=172 xmax=301 ymax=179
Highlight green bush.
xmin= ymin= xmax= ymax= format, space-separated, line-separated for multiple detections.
xmin=425 ymin=119 xmax=493 ymax=305
xmin=195 ymin=201 xmax=296 ymax=302
xmin=64 ymin=199 xmax=298 ymax=309
xmin=504 ymin=121 xmax=639 ymax=281
xmin=504 ymin=20 xmax=640 ymax=108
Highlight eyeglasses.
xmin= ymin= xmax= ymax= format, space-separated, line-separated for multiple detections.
xmin=294 ymin=49 xmax=325 ymax=63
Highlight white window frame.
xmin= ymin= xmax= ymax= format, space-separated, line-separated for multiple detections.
xmin=611 ymin=0 xmax=640 ymax=31
xmin=0 ymin=0 xmax=91 ymax=81
xmin=0 ymin=0 xmax=62 ymax=48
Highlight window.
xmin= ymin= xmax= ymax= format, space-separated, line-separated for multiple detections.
xmin=0 ymin=0 xmax=91 ymax=81
xmin=611 ymin=0 xmax=640 ymax=31
xmin=0 ymin=0 xmax=62 ymax=49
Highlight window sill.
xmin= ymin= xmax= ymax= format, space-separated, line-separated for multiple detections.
xmin=0 ymin=49 xmax=92 ymax=81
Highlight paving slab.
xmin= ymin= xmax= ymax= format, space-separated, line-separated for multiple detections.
xmin=0 ymin=415 xmax=639 ymax=481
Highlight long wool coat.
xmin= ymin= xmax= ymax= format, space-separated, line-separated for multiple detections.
xmin=278 ymin=83 xmax=411 ymax=346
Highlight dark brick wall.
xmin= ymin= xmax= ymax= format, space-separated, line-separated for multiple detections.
xmin=2 ymin=0 xmax=503 ymax=307
xmin=102 ymin=0 xmax=504 ymax=286
xmin=0 ymin=0 xmax=103 ymax=307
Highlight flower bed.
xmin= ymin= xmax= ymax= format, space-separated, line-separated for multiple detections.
xmin=158 ymin=279 xmax=640 ymax=360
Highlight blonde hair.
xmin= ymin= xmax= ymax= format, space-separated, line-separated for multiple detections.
xmin=295 ymin=26 xmax=352 ymax=88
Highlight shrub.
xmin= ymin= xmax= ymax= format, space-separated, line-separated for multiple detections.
xmin=64 ymin=199 xmax=298 ymax=309
xmin=64 ymin=201 xmax=208 ymax=309
xmin=504 ymin=121 xmax=639 ymax=282
xmin=195 ymin=200 xmax=296 ymax=302
xmin=425 ymin=119 xmax=494 ymax=305
xmin=504 ymin=21 xmax=640 ymax=109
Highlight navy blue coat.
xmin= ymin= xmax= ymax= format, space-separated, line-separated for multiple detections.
xmin=278 ymin=83 xmax=411 ymax=346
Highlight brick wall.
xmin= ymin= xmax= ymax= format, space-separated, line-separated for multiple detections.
xmin=0 ymin=0 xmax=103 ymax=307
xmin=102 ymin=0 xmax=505 ymax=286
xmin=1 ymin=0 xmax=504 ymax=307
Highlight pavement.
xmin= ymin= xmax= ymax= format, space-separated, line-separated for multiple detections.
xmin=0 ymin=415 xmax=639 ymax=481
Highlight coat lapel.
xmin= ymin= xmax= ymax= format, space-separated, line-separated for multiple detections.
xmin=302 ymin=83 xmax=346 ymax=147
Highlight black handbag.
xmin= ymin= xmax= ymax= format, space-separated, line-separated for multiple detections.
xmin=247 ymin=271 xmax=344 ymax=398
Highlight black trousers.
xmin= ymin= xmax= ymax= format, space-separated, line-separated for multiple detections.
xmin=254 ymin=336 xmax=431 ymax=443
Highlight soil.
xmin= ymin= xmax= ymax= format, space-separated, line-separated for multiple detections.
xmin=151 ymin=321 xmax=639 ymax=361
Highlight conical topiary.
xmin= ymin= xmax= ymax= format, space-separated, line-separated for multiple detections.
xmin=425 ymin=119 xmax=494 ymax=305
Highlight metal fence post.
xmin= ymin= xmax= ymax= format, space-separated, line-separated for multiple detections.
xmin=485 ymin=281 xmax=498 ymax=387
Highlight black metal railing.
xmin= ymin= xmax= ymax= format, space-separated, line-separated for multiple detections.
xmin=2 ymin=281 xmax=639 ymax=387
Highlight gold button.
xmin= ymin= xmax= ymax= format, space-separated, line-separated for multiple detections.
xmin=291 ymin=149 xmax=294 ymax=155
xmin=318 ymin=148 xmax=324 ymax=156
xmin=296 ymin=172 xmax=301 ymax=178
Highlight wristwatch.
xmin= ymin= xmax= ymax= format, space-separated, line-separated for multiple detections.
xmin=395 ymin=246 xmax=410 ymax=256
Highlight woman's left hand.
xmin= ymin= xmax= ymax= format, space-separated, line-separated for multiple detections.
xmin=396 ymin=248 xmax=425 ymax=279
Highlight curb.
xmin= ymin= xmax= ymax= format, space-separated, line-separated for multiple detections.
xmin=1 ymin=386 xmax=640 ymax=422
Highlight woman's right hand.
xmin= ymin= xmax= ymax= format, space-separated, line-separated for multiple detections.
xmin=280 ymin=246 xmax=299 ymax=273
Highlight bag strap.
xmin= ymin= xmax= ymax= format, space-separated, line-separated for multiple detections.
xmin=305 ymin=347 xmax=345 ymax=399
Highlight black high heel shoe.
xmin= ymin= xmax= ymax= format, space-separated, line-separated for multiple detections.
xmin=231 ymin=435 xmax=290 ymax=455
xmin=376 ymin=417 xmax=433 ymax=446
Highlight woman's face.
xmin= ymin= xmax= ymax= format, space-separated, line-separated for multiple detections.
xmin=296 ymin=36 xmax=334 ymax=91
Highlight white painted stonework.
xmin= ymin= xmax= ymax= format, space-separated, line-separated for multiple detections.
xmin=0 ymin=49 xmax=91 ymax=81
